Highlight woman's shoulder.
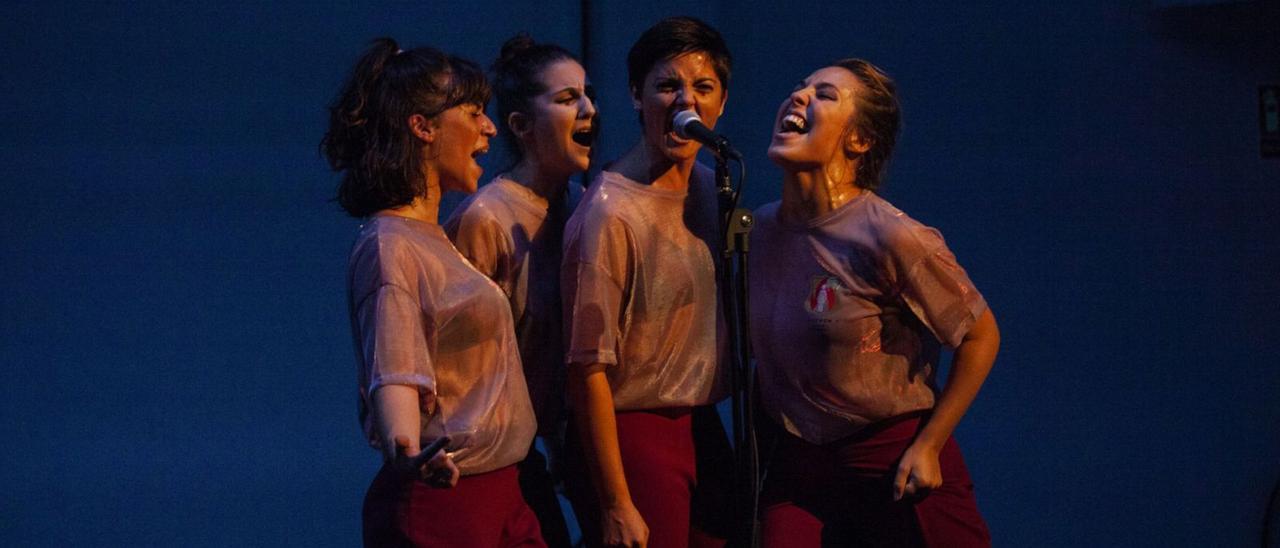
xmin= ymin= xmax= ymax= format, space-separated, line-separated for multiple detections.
xmin=857 ymin=194 xmax=949 ymax=261
xmin=453 ymin=177 xmax=521 ymax=221
xmin=354 ymin=217 xmax=450 ymax=270
xmin=564 ymin=175 xmax=639 ymax=248
xmin=349 ymin=219 xmax=422 ymax=291
xmin=574 ymin=171 xmax=636 ymax=218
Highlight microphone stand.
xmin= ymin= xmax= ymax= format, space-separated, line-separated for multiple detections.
xmin=713 ymin=144 xmax=758 ymax=548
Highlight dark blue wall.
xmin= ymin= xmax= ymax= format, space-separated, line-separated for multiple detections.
xmin=2 ymin=1 xmax=1277 ymax=545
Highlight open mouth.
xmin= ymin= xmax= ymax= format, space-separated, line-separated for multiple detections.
xmin=665 ymin=110 xmax=697 ymax=144
xmin=471 ymin=147 xmax=488 ymax=159
xmin=571 ymin=126 xmax=594 ymax=147
xmin=779 ymin=113 xmax=809 ymax=134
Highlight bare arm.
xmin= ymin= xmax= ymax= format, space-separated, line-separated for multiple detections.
xmin=568 ymin=362 xmax=648 ymax=547
xmin=894 ymin=308 xmax=1000 ymax=500
xmin=372 ymin=385 xmax=459 ymax=487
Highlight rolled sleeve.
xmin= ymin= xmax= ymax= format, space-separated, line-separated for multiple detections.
xmin=886 ymin=225 xmax=987 ymax=348
xmin=562 ymin=214 xmax=632 ymax=367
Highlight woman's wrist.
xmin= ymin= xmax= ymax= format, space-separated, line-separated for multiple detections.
xmin=910 ymin=428 xmax=947 ymax=454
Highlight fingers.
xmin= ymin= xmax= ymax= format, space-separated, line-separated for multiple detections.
xmin=902 ymin=477 xmax=919 ymax=499
xmin=898 ymin=469 xmax=942 ymax=502
xmin=440 ymin=455 xmax=460 ymax=487
xmin=426 ymin=452 xmax=460 ymax=488
xmin=893 ymin=462 xmax=910 ymax=501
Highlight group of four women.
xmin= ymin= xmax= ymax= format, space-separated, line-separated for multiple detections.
xmin=323 ymin=15 xmax=1000 ymax=548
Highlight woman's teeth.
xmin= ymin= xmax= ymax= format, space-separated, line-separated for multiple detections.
xmin=781 ymin=113 xmax=808 ymax=134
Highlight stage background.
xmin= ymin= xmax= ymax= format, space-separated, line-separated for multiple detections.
xmin=2 ymin=1 xmax=1277 ymax=545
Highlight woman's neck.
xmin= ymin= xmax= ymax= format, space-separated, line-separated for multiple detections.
xmin=506 ymin=158 xmax=568 ymax=204
xmin=613 ymin=140 xmax=694 ymax=192
xmin=779 ymin=164 xmax=863 ymax=225
xmin=379 ymin=175 xmax=441 ymax=224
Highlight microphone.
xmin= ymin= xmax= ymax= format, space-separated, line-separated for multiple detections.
xmin=673 ymin=110 xmax=742 ymax=160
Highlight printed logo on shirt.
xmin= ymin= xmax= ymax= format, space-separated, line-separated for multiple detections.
xmin=806 ymin=275 xmax=845 ymax=314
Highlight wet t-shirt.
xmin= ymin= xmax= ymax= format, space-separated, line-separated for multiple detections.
xmin=749 ymin=192 xmax=987 ymax=444
xmin=445 ymin=176 xmax=568 ymax=435
xmin=562 ymin=167 xmax=727 ymax=410
xmin=349 ymin=215 xmax=536 ymax=474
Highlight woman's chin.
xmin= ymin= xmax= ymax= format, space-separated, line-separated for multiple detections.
xmin=767 ymin=147 xmax=809 ymax=171
xmin=661 ymin=143 xmax=700 ymax=164
xmin=766 ymin=146 xmax=790 ymax=164
xmin=568 ymin=152 xmax=591 ymax=173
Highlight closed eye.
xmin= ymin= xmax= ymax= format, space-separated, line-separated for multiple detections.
xmin=815 ymin=84 xmax=839 ymax=101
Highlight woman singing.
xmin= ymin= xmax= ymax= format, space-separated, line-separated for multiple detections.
xmin=323 ymin=38 xmax=543 ymax=547
xmin=751 ymin=59 xmax=1000 ymax=546
xmin=444 ymin=34 xmax=597 ymax=548
xmin=562 ymin=16 xmax=735 ymax=548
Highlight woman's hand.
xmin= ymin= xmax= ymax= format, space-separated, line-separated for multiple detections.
xmin=391 ymin=435 xmax=460 ymax=488
xmin=601 ymin=501 xmax=649 ymax=548
xmin=893 ymin=441 xmax=942 ymax=501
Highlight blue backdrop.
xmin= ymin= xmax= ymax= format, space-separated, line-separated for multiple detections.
xmin=2 ymin=1 xmax=1278 ymax=545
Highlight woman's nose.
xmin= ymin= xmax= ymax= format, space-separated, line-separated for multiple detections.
xmin=674 ymin=86 xmax=694 ymax=109
xmin=480 ymin=113 xmax=497 ymax=136
xmin=580 ymin=94 xmax=597 ymax=118
xmin=789 ymin=88 xmax=810 ymax=106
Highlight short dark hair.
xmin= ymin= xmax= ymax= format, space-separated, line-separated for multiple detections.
xmin=321 ymin=38 xmax=490 ymax=217
xmin=832 ymin=58 xmax=900 ymax=191
xmin=627 ymin=16 xmax=732 ymax=98
xmin=491 ymin=34 xmax=580 ymax=162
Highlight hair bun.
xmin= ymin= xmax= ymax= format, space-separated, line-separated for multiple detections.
xmin=495 ymin=34 xmax=537 ymax=70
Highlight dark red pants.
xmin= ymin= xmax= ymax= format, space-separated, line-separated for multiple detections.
xmin=566 ymin=406 xmax=734 ymax=548
xmin=363 ymin=463 xmax=546 ymax=547
xmin=760 ymin=416 xmax=990 ymax=547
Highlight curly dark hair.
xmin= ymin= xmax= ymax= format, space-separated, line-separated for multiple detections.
xmin=321 ymin=38 xmax=490 ymax=217
xmin=831 ymin=58 xmax=900 ymax=191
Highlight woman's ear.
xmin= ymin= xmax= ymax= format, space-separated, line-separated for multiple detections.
xmin=409 ymin=114 xmax=436 ymax=143
xmin=630 ymin=86 xmax=642 ymax=111
xmin=507 ymin=111 xmax=531 ymax=140
xmin=845 ymin=130 xmax=872 ymax=156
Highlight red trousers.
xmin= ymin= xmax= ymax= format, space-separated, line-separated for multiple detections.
xmin=566 ymin=406 xmax=735 ymax=548
xmin=760 ymin=416 xmax=990 ymax=547
xmin=363 ymin=463 xmax=546 ymax=547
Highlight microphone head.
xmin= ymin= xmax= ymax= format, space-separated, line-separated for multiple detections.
xmin=672 ymin=110 xmax=701 ymax=139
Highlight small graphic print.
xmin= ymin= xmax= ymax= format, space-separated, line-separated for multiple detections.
xmin=806 ymin=275 xmax=844 ymax=313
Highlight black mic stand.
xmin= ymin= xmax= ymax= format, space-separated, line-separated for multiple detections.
xmin=713 ymin=144 xmax=759 ymax=548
